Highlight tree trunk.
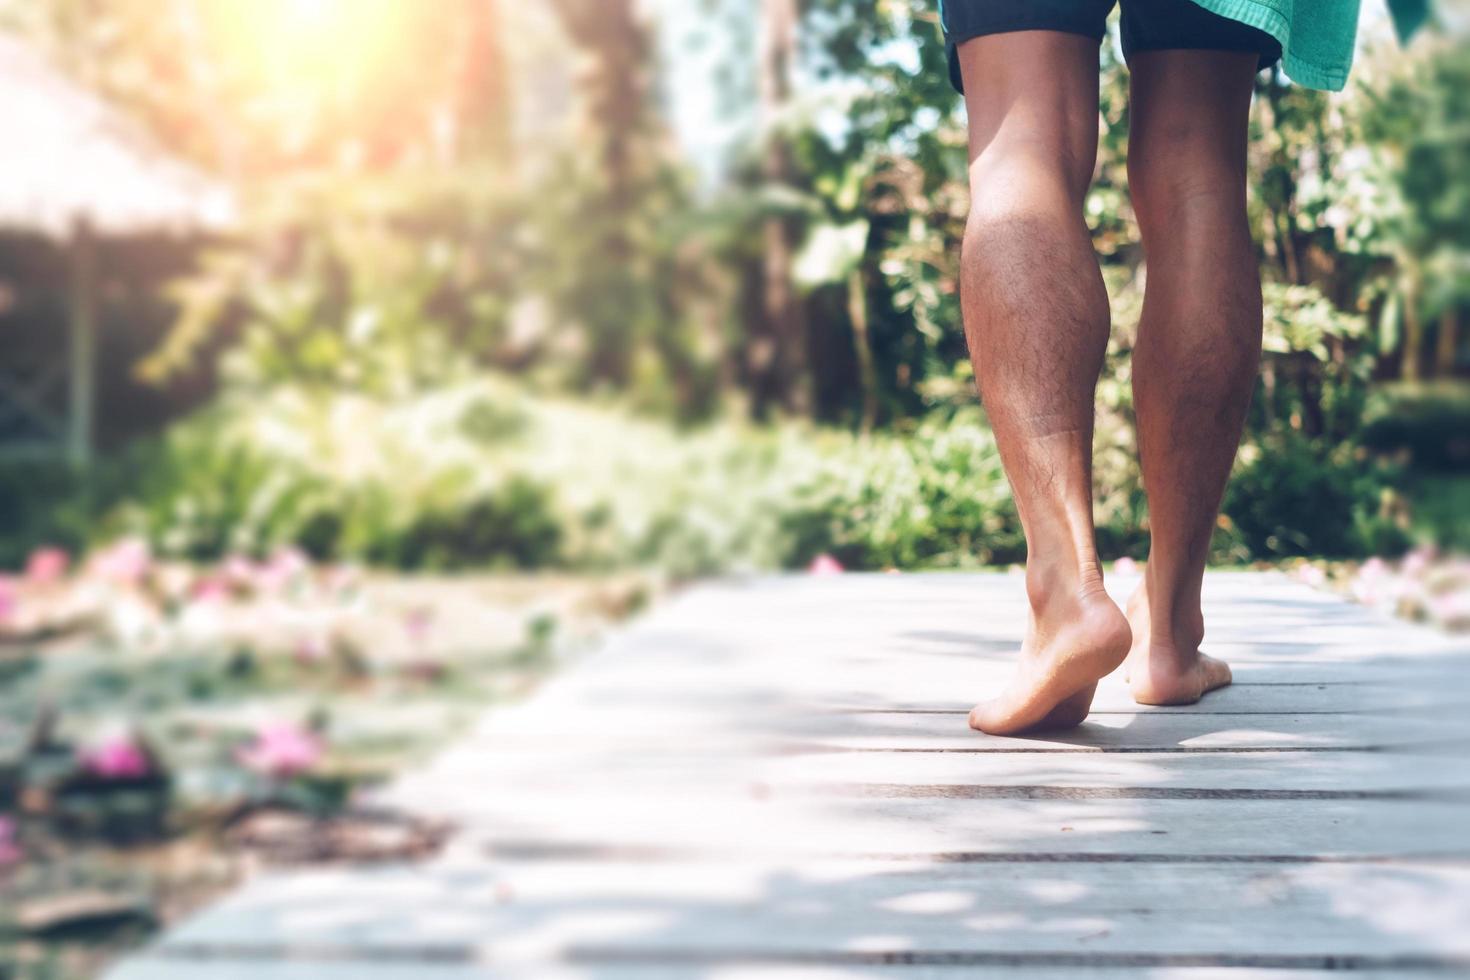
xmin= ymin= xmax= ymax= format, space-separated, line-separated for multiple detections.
xmin=1401 ymin=281 xmax=1423 ymax=382
xmin=1260 ymin=358 xmax=1277 ymax=427
xmin=757 ymin=0 xmax=808 ymax=419
xmin=548 ymin=0 xmax=650 ymax=215
xmin=1435 ymin=306 xmax=1461 ymax=378
xmin=452 ymin=0 xmax=513 ymax=167
xmin=547 ymin=0 xmax=655 ymax=384
xmin=1296 ymin=353 xmax=1325 ymax=437
xmin=848 ymin=269 xmax=878 ymax=432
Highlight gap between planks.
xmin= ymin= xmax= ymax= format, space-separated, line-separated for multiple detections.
xmin=135 ymin=943 xmax=1470 ymax=973
xmin=481 ymin=841 xmax=1470 ymax=866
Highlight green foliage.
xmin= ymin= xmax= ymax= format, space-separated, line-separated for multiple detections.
xmin=1222 ymin=434 xmax=1408 ymax=559
xmin=5 ymin=376 xmax=1405 ymax=574
xmin=773 ymin=412 xmax=1025 ymax=569
xmin=0 ymin=460 xmax=94 ymax=567
xmin=104 ymin=386 xmax=563 ymax=570
xmin=376 ymin=478 xmax=562 ymax=570
xmin=1400 ymin=474 xmax=1470 ymax=552
xmin=123 ymin=421 xmax=331 ymax=561
xmin=1361 ymin=381 xmax=1470 ymax=470
xmin=1255 ymin=282 xmax=1376 ymax=440
xmin=1358 ymin=42 xmax=1470 ymax=269
xmin=2 ymin=1 xmax=1462 ymax=571
xmin=147 ymin=174 xmax=532 ymax=398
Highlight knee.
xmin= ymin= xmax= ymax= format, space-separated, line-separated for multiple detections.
xmin=968 ymin=139 xmax=1092 ymax=222
xmin=1128 ymin=139 xmax=1248 ymax=240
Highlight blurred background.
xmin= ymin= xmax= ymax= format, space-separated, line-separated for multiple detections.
xmin=0 ymin=0 xmax=1466 ymax=975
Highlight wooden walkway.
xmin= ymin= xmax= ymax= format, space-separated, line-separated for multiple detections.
xmin=108 ymin=571 xmax=1470 ymax=978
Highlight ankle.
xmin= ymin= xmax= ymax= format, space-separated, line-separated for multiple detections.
xmin=1026 ymin=557 xmax=1107 ymax=618
xmin=1137 ymin=568 xmax=1204 ymax=653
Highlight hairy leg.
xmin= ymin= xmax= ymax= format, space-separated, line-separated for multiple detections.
xmin=1125 ymin=50 xmax=1263 ymax=705
xmin=957 ymin=32 xmax=1130 ymax=735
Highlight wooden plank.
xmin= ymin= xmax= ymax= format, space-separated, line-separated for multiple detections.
xmin=402 ymin=707 xmax=1467 ymax=753
xmin=542 ymin=653 xmax=1470 ymax=711
xmin=711 ymin=575 xmax=1432 ymax=701
xmin=382 ymin=750 xmax=1470 ymax=805
xmin=875 ymin=681 xmax=1465 ymax=713
xmin=593 ymin=620 xmax=1461 ymax=669
xmin=419 ymin=794 xmax=1470 ymax=861
xmin=751 ymin=748 xmax=1470 ymax=796
xmin=106 ymin=960 xmax=1437 ymax=980
xmin=801 ymin=711 xmax=1469 ymax=751
xmin=639 ymin=573 xmax=1449 ymax=645
xmin=125 ymin=861 xmax=1470 ymax=969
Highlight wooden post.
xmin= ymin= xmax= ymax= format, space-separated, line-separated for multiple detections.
xmin=67 ymin=216 xmax=96 ymax=467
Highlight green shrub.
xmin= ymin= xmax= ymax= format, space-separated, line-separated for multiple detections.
xmin=773 ymin=413 xmax=1024 ymax=570
xmin=1360 ymin=382 xmax=1470 ymax=472
xmin=2 ymin=375 xmax=1430 ymax=575
xmin=121 ymin=422 xmax=334 ymax=560
xmin=17 ymin=384 xmax=1032 ymax=574
xmin=1400 ymin=474 xmax=1470 ymax=552
xmin=1222 ymin=434 xmax=1409 ymax=559
xmin=102 ymin=387 xmax=566 ymax=570
xmin=384 ymin=478 xmax=562 ymax=570
xmin=0 ymin=459 xmax=93 ymax=567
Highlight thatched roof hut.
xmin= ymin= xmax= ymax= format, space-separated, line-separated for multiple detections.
xmin=0 ymin=33 xmax=234 ymax=463
xmin=0 ymin=34 xmax=233 ymax=237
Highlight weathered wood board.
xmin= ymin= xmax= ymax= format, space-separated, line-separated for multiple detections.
xmin=108 ymin=572 xmax=1470 ymax=978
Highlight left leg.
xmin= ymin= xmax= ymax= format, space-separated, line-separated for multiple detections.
xmin=953 ymin=30 xmax=1132 ymax=736
xmin=1123 ymin=48 xmax=1264 ymax=704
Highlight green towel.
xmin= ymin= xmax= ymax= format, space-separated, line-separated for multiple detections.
xmin=1192 ymin=0 xmax=1431 ymax=90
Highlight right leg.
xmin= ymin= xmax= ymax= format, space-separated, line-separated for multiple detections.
xmin=956 ymin=31 xmax=1130 ymax=735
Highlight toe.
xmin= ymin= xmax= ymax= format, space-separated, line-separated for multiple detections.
xmin=967 ymin=700 xmax=1001 ymax=732
xmin=968 ymin=695 xmax=1033 ymax=735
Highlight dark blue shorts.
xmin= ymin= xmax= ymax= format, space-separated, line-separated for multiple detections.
xmin=940 ymin=0 xmax=1282 ymax=93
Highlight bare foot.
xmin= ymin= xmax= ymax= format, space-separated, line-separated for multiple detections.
xmin=969 ymin=592 xmax=1130 ymax=735
xmin=1123 ymin=583 xmax=1231 ymax=705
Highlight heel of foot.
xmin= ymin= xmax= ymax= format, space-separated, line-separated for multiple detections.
xmin=969 ymin=595 xmax=1132 ymax=737
xmin=1079 ymin=598 xmax=1132 ymax=676
xmin=1128 ymin=650 xmax=1231 ymax=706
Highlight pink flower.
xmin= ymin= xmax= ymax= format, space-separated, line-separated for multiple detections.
xmin=1428 ymin=590 xmax=1470 ymax=630
xmin=91 ymin=538 xmax=152 ymax=585
xmin=1401 ymin=546 xmax=1437 ymax=580
xmin=25 ymin=547 xmax=69 ymax=586
xmin=1295 ymin=563 xmax=1327 ymax=588
xmin=807 ymin=554 xmax=844 ymax=576
xmin=0 ymin=816 xmax=20 ymax=866
xmin=0 ymin=576 xmax=16 ymax=623
xmin=1113 ymin=556 xmax=1139 ymax=575
xmin=293 ymin=634 xmax=329 ymax=664
xmin=1351 ymin=557 xmax=1392 ymax=605
xmin=254 ymin=548 xmax=309 ymax=595
xmin=323 ymin=564 xmax=361 ymax=596
xmin=79 ymin=734 xmax=151 ymax=779
xmin=190 ymin=574 xmax=230 ymax=604
xmin=403 ymin=607 xmax=434 ymax=646
xmin=236 ymin=721 xmax=323 ymax=779
xmin=218 ymin=554 xmax=258 ymax=592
